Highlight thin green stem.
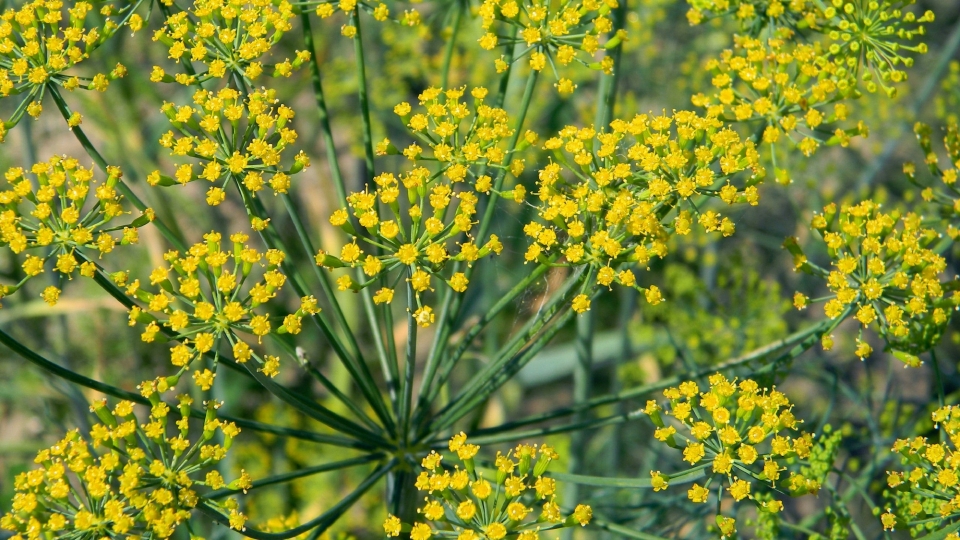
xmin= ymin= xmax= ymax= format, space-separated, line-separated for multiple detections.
xmin=240 ymin=187 xmax=396 ymax=433
xmin=0 ymin=325 xmax=366 ymax=448
xmin=430 ymin=304 xmax=577 ymax=433
xmin=198 ymin=459 xmax=395 ymax=540
xmin=206 ymin=454 xmax=382 ymax=498
xmin=300 ymin=10 xmax=349 ymax=208
xmin=469 ymin=312 xmax=848 ymax=435
xmin=352 ymin=10 xmax=376 ymax=184
xmin=931 ymin=347 xmax=945 ymax=409
xmin=474 ymin=69 xmax=538 ymax=246
xmin=400 ymin=278 xmax=418 ymax=445
xmin=440 ymin=1 xmax=464 ymax=89
xmin=415 ymin=261 xmax=553 ymax=427
xmin=562 ymin=308 xmax=594 ymax=540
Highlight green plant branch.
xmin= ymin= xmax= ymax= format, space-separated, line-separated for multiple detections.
xmin=440 ymin=1 xmax=464 ymax=89
xmin=352 ymin=9 xmax=376 ymax=184
xmin=198 ymin=458 xmax=395 ymax=539
xmin=239 ymin=186 xmax=396 ymax=433
xmin=414 ymin=260 xmax=554 ymax=427
xmin=206 ymin=454 xmax=382 ymax=498
xmin=0 ymin=325 xmax=370 ymax=448
xmin=300 ymin=10 xmax=349 ymax=208
xmin=424 ymin=266 xmax=584 ymax=432
xmin=467 ymin=311 xmax=849 ymax=436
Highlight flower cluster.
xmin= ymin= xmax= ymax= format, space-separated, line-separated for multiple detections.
xmin=644 ymin=374 xmax=823 ymax=537
xmin=151 ymin=0 xmax=308 ymax=86
xmin=907 ymin=121 xmax=960 ymax=239
xmin=692 ymin=33 xmax=866 ymax=158
xmin=821 ymin=0 xmax=932 ymax=97
xmin=686 ymin=0 xmax=821 ymax=29
xmin=0 ymin=156 xmax=150 ymax=306
xmin=0 ymin=0 xmax=134 ymax=137
xmin=319 ymin=88 xmax=509 ymax=326
xmin=148 ymin=87 xmax=309 ymax=207
xmin=477 ymin=0 xmax=623 ymax=79
xmin=383 ymin=433 xmax=592 ymax=539
xmin=687 ymin=0 xmax=932 ymax=98
xmin=307 ymin=0 xmax=422 ymax=32
xmin=533 ymin=112 xmax=765 ymax=313
xmin=882 ymin=405 xmax=960 ymax=538
xmin=390 ymin=86 xmax=515 ymax=179
xmin=0 ymin=390 xmax=250 ymax=539
xmin=787 ymin=200 xmax=956 ymax=359
xmin=121 ymin=231 xmax=308 ymax=387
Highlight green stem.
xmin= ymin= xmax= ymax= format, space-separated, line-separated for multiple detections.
xmin=415 ymin=261 xmax=553 ymax=427
xmin=240 ymin=187 xmax=396 ymax=433
xmin=206 ymin=454 xmax=381 ymax=498
xmin=931 ymin=347 xmax=945 ymax=409
xmin=417 ymin=262 xmax=573 ymax=435
xmin=474 ymin=69 xmax=538 ymax=246
xmin=0 ymin=325 xmax=367 ymax=448
xmin=470 ymin=312 xmax=847 ymax=435
xmin=352 ymin=10 xmax=376 ymax=184
xmin=430 ymin=300 xmax=578 ymax=433
xmin=562 ymin=308 xmax=594 ymax=540
xmin=400 ymin=279 xmax=418 ymax=445
xmin=300 ymin=10 xmax=349 ymax=208
xmin=440 ymin=2 xmax=464 ymax=89
xmin=271 ymin=334 xmax=382 ymax=433
xmin=198 ymin=459 xmax=396 ymax=540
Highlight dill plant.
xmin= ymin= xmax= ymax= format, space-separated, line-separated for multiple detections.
xmin=0 ymin=0 xmax=955 ymax=538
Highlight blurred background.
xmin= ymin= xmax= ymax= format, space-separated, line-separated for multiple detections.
xmin=3 ymin=0 xmax=960 ymax=537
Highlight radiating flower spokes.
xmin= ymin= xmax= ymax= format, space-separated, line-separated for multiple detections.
xmin=0 ymin=0 xmax=138 ymax=138
xmin=0 ymin=389 xmax=250 ymax=539
xmin=147 ymin=87 xmax=309 ymax=208
xmin=151 ymin=0 xmax=309 ymax=86
xmin=383 ymin=433 xmax=592 ymax=539
xmin=0 ymin=156 xmax=151 ymax=307
xmin=121 ymin=230 xmax=309 ymax=389
xmin=787 ymin=200 xmax=958 ymax=360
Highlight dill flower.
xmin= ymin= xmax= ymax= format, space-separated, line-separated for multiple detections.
xmin=787 ymin=200 xmax=957 ymax=357
xmin=693 ymin=33 xmax=868 ymax=159
xmin=909 ymin=121 xmax=960 ymax=241
xmin=476 ymin=0 xmax=622 ymax=76
xmin=0 ymin=392 xmax=247 ymax=538
xmin=0 ymin=157 xmax=151 ymax=306
xmin=882 ymin=405 xmax=960 ymax=536
xmin=383 ymin=433 xmax=591 ymax=538
xmin=689 ymin=1 xmax=930 ymax=97
xmin=122 ymin=231 xmax=310 ymax=386
xmin=149 ymin=87 xmax=308 ymax=206
xmin=307 ymin=0 xmax=404 ymax=25
xmin=644 ymin=375 xmax=832 ymax=527
xmin=152 ymin=0 xmax=308 ymax=86
xmin=532 ymin=112 xmax=763 ymax=312
xmin=0 ymin=0 xmax=134 ymax=137
xmin=319 ymin=88 xmax=510 ymax=320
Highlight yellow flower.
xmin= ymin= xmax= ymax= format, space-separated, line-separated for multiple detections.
xmin=411 ymin=523 xmax=433 ymax=540
xmin=572 ymin=294 xmax=591 ymax=313
xmin=573 ymin=504 xmax=592 ymax=526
